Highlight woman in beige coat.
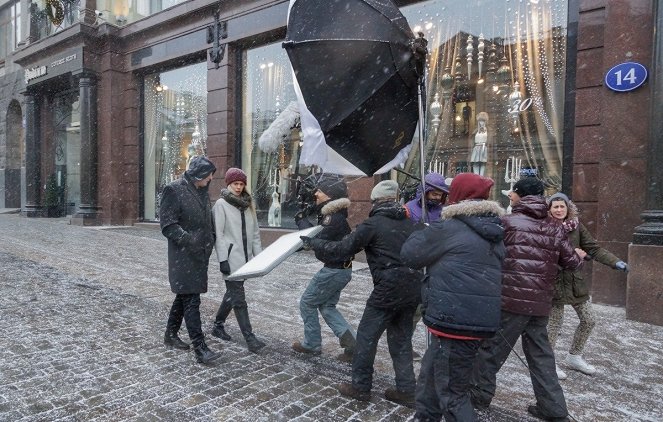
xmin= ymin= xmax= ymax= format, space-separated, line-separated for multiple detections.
xmin=211 ymin=167 xmax=266 ymax=353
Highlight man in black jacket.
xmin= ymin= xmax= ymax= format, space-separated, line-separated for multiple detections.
xmin=302 ymin=180 xmax=422 ymax=408
xmin=292 ymin=174 xmax=356 ymax=360
xmin=401 ymin=173 xmax=506 ymax=422
xmin=159 ymin=155 xmax=221 ymax=364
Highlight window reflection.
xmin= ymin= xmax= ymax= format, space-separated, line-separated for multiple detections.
xmin=143 ymin=62 xmax=207 ymax=221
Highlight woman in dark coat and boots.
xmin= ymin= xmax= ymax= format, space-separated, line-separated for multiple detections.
xmin=210 ymin=168 xmax=266 ymax=353
xmin=302 ymin=180 xmax=422 ymax=408
xmin=160 ymin=155 xmax=221 ymax=364
xmin=547 ymin=192 xmax=628 ymax=379
xmin=401 ymin=173 xmax=506 ymax=422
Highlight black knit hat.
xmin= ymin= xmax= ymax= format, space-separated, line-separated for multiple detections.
xmin=512 ymin=177 xmax=544 ymax=197
xmin=316 ymin=174 xmax=348 ymax=200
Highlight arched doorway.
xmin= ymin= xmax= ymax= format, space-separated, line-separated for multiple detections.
xmin=5 ymin=100 xmax=24 ymax=208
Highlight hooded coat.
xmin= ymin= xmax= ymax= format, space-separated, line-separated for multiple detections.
xmin=310 ymin=202 xmax=423 ymax=309
xmin=501 ymin=195 xmax=583 ymax=316
xmin=405 ymin=172 xmax=449 ymax=223
xmin=159 ymin=161 xmax=216 ymax=294
xmin=549 ymin=198 xmax=620 ymax=305
xmin=401 ymin=198 xmax=506 ymax=338
xmin=297 ymin=197 xmax=353 ymax=266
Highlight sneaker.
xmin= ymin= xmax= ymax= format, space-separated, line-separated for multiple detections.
xmin=527 ymin=404 xmax=569 ymax=422
xmin=565 ymin=354 xmax=596 ymax=375
xmin=292 ymin=341 xmax=321 ymax=355
xmin=384 ymin=388 xmax=415 ymax=408
xmin=337 ymin=382 xmax=370 ymax=401
xmin=556 ymin=364 xmax=567 ymax=380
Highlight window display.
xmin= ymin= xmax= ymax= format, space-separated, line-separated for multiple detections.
xmin=400 ymin=0 xmax=568 ymax=201
xmin=241 ymin=0 xmax=569 ymax=225
xmin=143 ymin=62 xmax=207 ymax=221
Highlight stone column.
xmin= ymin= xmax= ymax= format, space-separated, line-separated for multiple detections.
xmin=71 ymin=73 xmax=102 ymax=225
xmin=21 ymin=93 xmax=44 ymax=217
xmin=626 ymin=2 xmax=663 ymax=326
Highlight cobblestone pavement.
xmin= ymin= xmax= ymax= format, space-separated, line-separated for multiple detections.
xmin=0 ymin=214 xmax=661 ymax=421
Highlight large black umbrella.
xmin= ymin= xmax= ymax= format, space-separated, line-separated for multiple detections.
xmin=283 ymin=0 xmax=422 ymax=176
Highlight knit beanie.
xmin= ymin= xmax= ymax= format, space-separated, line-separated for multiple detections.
xmin=186 ymin=156 xmax=217 ymax=180
xmin=547 ymin=192 xmax=570 ymax=206
xmin=225 ymin=167 xmax=247 ymax=185
xmin=316 ymin=174 xmax=348 ymax=200
xmin=512 ymin=177 xmax=544 ymax=197
xmin=371 ymin=180 xmax=399 ymax=201
xmin=448 ymin=173 xmax=494 ymax=204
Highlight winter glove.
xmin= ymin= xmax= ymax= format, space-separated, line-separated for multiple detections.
xmin=300 ymin=236 xmax=313 ymax=251
xmin=615 ymin=261 xmax=629 ymax=273
xmin=294 ymin=211 xmax=313 ymax=230
xmin=176 ymin=231 xmax=192 ymax=246
xmin=219 ymin=261 xmax=231 ymax=275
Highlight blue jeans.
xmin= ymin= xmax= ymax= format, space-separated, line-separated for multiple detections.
xmin=352 ymin=304 xmax=417 ymax=393
xmin=299 ymin=267 xmax=353 ymax=351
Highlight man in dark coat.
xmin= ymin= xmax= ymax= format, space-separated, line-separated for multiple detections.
xmin=400 ymin=172 xmax=506 ymax=422
xmin=292 ymin=174 xmax=356 ymax=360
xmin=160 ymin=155 xmax=220 ymax=364
xmin=469 ymin=177 xmax=583 ymax=422
xmin=302 ymin=180 xmax=422 ymax=408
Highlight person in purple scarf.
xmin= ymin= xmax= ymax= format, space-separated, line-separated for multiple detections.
xmin=404 ymin=172 xmax=449 ymax=224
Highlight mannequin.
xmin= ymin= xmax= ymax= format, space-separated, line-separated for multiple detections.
xmin=471 ymin=112 xmax=489 ymax=176
xmin=268 ymin=190 xmax=281 ymax=226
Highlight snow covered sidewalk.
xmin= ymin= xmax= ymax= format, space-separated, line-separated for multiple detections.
xmin=0 ymin=214 xmax=661 ymax=421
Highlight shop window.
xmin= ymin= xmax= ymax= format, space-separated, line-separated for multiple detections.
xmin=241 ymin=0 xmax=568 ymax=225
xmin=399 ymin=0 xmax=569 ymax=202
xmin=242 ymin=42 xmax=305 ymax=229
xmin=142 ymin=61 xmax=207 ymax=221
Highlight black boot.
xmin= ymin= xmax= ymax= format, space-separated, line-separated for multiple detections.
xmin=165 ymin=300 xmax=189 ymax=350
xmin=339 ymin=329 xmax=356 ymax=354
xmin=211 ymin=324 xmax=232 ymax=341
xmin=164 ymin=330 xmax=190 ymax=350
xmin=235 ymin=306 xmax=266 ymax=353
xmin=193 ymin=339 xmax=221 ymax=364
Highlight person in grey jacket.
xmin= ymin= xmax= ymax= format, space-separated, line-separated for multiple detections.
xmin=160 ymin=155 xmax=221 ymax=364
xmin=401 ymin=172 xmax=506 ymax=422
xmin=211 ymin=167 xmax=266 ymax=353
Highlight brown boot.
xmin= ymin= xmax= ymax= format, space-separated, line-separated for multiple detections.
xmin=292 ymin=341 xmax=321 ymax=355
xmin=384 ymin=388 xmax=415 ymax=408
xmin=337 ymin=382 xmax=370 ymax=401
xmin=336 ymin=350 xmax=353 ymax=364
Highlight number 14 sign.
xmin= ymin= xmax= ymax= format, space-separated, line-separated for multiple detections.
xmin=605 ymin=62 xmax=648 ymax=92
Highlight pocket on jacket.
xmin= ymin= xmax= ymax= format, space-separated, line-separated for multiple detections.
xmin=572 ymin=276 xmax=589 ymax=297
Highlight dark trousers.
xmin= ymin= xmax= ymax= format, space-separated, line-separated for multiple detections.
xmin=352 ymin=304 xmax=417 ymax=393
xmin=469 ymin=311 xmax=568 ymax=419
xmin=214 ymin=280 xmax=255 ymax=338
xmin=166 ymin=293 xmax=203 ymax=347
xmin=414 ymin=335 xmax=480 ymax=422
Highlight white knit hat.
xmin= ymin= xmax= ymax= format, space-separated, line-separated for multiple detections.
xmin=370 ymin=180 xmax=399 ymax=201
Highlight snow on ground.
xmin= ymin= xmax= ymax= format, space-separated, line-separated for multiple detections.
xmin=0 ymin=214 xmax=662 ymax=421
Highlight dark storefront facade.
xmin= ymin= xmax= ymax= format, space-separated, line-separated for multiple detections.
xmin=0 ymin=0 xmax=661 ymax=324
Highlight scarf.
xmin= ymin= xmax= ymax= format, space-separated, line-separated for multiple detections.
xmin=562 ymin=217 xmax=579 ymax=233
xmin=221 ymin=188 xmax=252 ymax=211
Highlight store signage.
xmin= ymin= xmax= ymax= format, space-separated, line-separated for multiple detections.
xmin=24 ymin=48 xmax=83 ymax=86
xmin=24 ymin=65 xmax=47 ymax=84
xmin=604 ymin=62 xmax=648 ymax=92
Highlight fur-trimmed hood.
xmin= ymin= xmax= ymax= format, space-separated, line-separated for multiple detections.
xmin=320 ymin=197 xmax=351 ymax=216
xmin=442 ymin=200 xmax=505 ymax=219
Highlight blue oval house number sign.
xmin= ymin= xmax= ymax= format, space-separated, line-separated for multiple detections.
xmin=605 ymin=62 xmax=648 ymax=92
